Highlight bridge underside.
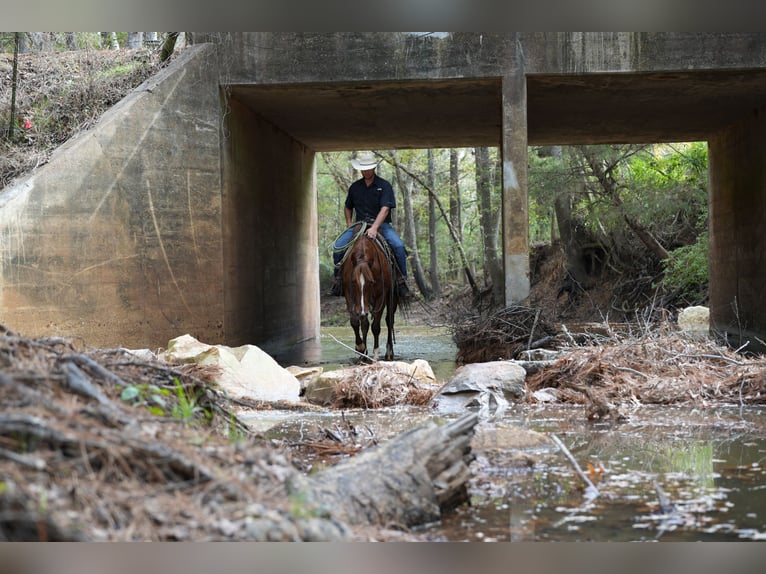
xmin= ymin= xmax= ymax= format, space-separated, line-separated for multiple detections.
xmin=230 ymin=69 xmax=766 ymax=150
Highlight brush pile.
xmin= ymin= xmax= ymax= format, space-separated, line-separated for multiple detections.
xmin=450 ymin=303 xmax=559 ymax=364
xmin=525 ymin=329 xmax=766 ymax=420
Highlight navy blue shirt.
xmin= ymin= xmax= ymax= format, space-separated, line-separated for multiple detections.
xmin=345 ymin=175 xmax=396 ymax=224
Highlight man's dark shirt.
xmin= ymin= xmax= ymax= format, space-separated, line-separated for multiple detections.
xmin=345 ymin=175 xmax=396 ymax=224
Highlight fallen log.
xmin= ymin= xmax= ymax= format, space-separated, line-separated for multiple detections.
xmin=293 ymin=413 xmax=479 ymax=528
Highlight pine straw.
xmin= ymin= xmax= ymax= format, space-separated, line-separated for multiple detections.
xmin=0 ymin=325 xmax=351 ymax=541
xmin=330 ymin=363 xmax=437 ymax=409
xmin=525 ymin=331 xmax=766 ymax=419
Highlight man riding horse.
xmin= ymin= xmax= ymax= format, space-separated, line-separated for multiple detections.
xmin=331 ymin=151 xmax=411 ymax=299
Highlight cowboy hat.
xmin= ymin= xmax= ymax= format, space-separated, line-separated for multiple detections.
xmin=351 ymin=151 xmax=379 ymax=170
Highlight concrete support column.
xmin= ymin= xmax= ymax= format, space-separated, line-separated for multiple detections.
xmin=708 ymin=107 xmax=766 ymax=351
xmin=502 ymin=70 xmax=530 ymax=306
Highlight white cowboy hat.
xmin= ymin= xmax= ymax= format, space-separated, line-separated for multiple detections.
xmin=351 ymin=151 xmax=379 ymax=170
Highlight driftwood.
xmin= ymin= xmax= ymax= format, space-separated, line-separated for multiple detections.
xmin=296 ymin=413 xmax=479 ymax=528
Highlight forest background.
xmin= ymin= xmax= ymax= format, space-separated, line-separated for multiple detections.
xmin=1 ymin=32 xmax=711 ymax=324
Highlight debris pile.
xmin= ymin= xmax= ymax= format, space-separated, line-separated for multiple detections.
xmin=525 ymin=331 xmax=766 ymax=420
xmin=450 ymin=304 xmax=559 ymax=364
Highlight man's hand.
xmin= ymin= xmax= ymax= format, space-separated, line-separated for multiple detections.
xmin=366 ymin=226 xmax=379 ymax=240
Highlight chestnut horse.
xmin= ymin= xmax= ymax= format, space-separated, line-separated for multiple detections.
xmin=340 ymin=225 xmax=399 ymax=361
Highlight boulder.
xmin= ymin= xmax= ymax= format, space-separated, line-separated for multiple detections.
xmin=161 ymin=334 xmax=300 ymax=402
xmin=678 ymin=306 xmax=709 ymax=337
xmin=431 ymin=361 xmax=526 ymax=416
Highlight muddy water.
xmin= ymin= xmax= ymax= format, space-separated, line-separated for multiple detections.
xmin=270 ymin=326 xmax=766 ymax=542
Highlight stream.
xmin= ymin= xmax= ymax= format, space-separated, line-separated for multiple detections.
xmin=267 ymin=325 xmax=766 ymax=542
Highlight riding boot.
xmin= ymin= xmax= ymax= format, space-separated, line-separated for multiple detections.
xmin=396 ymin=274 xmax=410 ymax=298
xmin=331 ymin=267 xmax=343 ymax=297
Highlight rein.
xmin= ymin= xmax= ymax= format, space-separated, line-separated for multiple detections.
xmin=332 ymin=222 xmax=368 ymax=269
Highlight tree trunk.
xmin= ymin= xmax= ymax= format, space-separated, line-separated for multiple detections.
xmin=393 ymin=158 xmax=431 ymax=298
xmin=448 ymin=149 xmax=463 ymax=280
xmin=8 ymin=33 xmax=19 ymax=139
xmin=427 ymin=149 xmax=441 ymax=299
xmin=127 ymin=32 xmax=144 ymax=50
xmin=100 ymin=32 xmax=119 ymax=50
xmin=297 ymin=413 xmax=479 ymax=527
xmin=160 ymin=32 xmax=179 ymax=62
xmin=475 ymin=147 xmax=504 ymax=306
xmin=64 ymin=32 xmax=78 ymax=51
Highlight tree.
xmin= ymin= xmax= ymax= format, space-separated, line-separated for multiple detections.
xmin=160 ymin=33 xmax=180 ymax=62
xmin=474 ymin=147 xmax=503 ymax=305
xmin=388 ymin=151 xmax=432 ymax=299
xmin=427 ymin=149 xmax=441 ymax=298
xmin=447 ymin=149 xmax=463 ymax=281
xmin=8 ymin=33 xmax=19 ymax=139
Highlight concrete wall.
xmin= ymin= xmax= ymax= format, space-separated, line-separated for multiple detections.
xmin=709 ymin=107 xmax=766 ymax=350
xmin=0 ymin=44 xmax=224 ymax=349
xmin=222 ymin=93 xmax=319 ymax=356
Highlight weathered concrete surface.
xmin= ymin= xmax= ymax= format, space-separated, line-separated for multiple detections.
xmin=709 ymin=108 xmax=766 ymax=352
xmin=3 ymin=32 xmax=766 ymax=352
xmin=0 ymin=44 xmax=224 ymax=348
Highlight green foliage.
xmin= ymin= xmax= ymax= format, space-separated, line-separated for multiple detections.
xmin=119 ymin=382 xmax=171 ymax=417
xmin=170 ymin=378 xmax=209 ymax=425
xmin=118 ymin=378 xmax=210 ymax=424
xmin=228 ymin=413 xmax=246 ymax=445
xmin=94 ymin=60 xmax=144 ymax=79
xmin=658 ymin=232 xmax=709 ymax=304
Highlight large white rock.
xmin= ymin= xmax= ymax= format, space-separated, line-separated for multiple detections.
xmin=439 ymin=361 xmax=526 ymax=399
xmin=678 ymin=306 xmax=709 ymax=337
xmin=161 ymin=334 xmax=300 ymax=402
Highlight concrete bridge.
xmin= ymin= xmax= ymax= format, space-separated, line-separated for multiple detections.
xmin=2 ymin=32 xmax=766 ymax=357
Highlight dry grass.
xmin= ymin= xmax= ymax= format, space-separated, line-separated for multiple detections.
xmin=1 ymin=48 xmax=164 ymax=188
xmin=330 ymin=362 xmax=437 ymax=409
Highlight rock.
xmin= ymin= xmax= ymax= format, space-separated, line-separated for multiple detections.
xmin=531 ymin=387 xmax=559 ymax=403
xmin=678 ymin=306 xmax=709 ymax=337
xmin=122 ymin=348 xmax=158 ymax=362
xmin=161 ymin=334 xmax=300 ymax=402
xmin=516 ymin=349 xmax=563 ymax=361
xmin=431 ymin=361 xmax=526 ymax=416
xmin=439 ymin=361 xmax=526 ymax=399
xmin=286 ymin=366 xmax=324 ymax=394
xmin=379 ymin=358 xmax=436 ymax=383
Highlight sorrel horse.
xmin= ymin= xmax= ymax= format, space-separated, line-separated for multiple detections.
xmin=340 ymin=225 xmax=399 ymax=361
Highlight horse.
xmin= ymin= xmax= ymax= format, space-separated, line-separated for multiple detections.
xmin=340 ymin=224 xmax=399 ymax=361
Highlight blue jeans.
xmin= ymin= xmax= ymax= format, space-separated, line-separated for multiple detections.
xmin=333 ymin=222 xmax=408 ymax=278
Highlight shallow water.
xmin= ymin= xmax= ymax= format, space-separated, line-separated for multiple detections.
xmin=434 ymin=403 xmax=766 ymax=542
xmin=269 ymin=326 xmax=766 ymax=542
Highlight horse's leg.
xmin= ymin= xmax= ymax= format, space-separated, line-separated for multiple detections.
xmin=384 ymin=296 xmax=398 ymax=361
xmin=350 ymin=313 xmax=367 ymax=357
xmin=360 ymin=313 xmax=370 ymax=360
xmin=370 ymin=310 xmax=382 ymax=360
